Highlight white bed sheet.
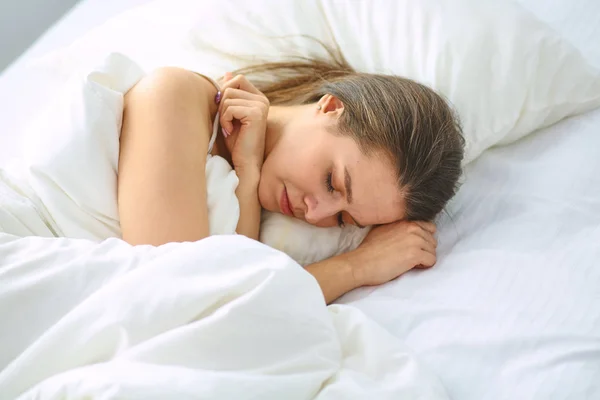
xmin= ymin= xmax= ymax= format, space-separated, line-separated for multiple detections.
xmin=0 ymin=0 xmax=151 ymax=165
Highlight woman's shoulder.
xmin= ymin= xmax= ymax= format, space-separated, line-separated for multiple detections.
xmin=125 ymin=67 xmax=218 ymax=111
xmin=121 ymin=66 xmax=220 ymax=157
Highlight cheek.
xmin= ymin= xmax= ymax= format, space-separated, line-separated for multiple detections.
xmin=268 ymin=141 xmax=312 ymax=181
xmin=257 ymin=155 xmax=278 ymax=211
xmin=261 ymin=148 xmax=286 ymax=183
xmin=259 ymin=132 xmax=326 ymax=204
xmin=258 ymin=149 xmax=301 ymax=212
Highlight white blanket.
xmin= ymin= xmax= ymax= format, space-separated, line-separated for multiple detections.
xmin=0 ymin=233 xmax=448 ymax=399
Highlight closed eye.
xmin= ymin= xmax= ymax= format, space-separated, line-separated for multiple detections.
xmin=336 ymin=212 xmax=345 ymax=228
xmin=325 ymin=172 xmax=335 ymax=193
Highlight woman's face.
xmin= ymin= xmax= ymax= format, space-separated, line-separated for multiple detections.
xmin=258 ymin=96 xmax=406 ymax=228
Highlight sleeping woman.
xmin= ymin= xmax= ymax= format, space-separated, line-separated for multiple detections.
xmin=117 ymin=48 xmax=465 ymax=304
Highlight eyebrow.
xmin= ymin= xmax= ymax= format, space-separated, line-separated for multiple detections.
xmin=344 ymin=166 xmax=366 ymax=229
xmin=344 ymin=166 xmax=353 ymax=204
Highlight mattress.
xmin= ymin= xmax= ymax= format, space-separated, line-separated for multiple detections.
xmin=0 ymin=1 xmax=599 ymax=399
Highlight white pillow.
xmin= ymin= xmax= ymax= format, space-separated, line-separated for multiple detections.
xmin=31 ymin=0 xmax=335 ymax=84
xmin=34 ymin=0 xmax=600 ymax=164
xmin=514 ymin=0 xmax=600 ymax=69
xmin=320 ymin=0 xmax=600 ymax=163
xmin=260 ymin=211 xmax=370 ymax=266
xmin=29 ymin=0 xmax=600 ymax=261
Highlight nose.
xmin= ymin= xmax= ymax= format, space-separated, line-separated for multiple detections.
xmin=303 ymin=193 xmax=340 ymax=225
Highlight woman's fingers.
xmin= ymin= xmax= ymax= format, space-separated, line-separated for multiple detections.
xmin=413 ymin=229 xmax=437 ymax=249
xmin=217 ymin=74 xmax=269 ymax=136
xmin=217 ymin=71 xmax=234 ymax=87
xmin=415 ymin=250 xmax=437 ymax=269
xmin=219 ymin=102 xmax=267 ymax=133
xmin=420 ymin=237 xmax=437 ymax=256
xmin=221 ymin=98 xmax=267 ymax=111
xmin=220 ymin=74 xmax=263 ymax=95
xmin=406 ymin=222 xmax=437 ymax=249
xmin=410 ymin=222 xmax=437 ymax=254
xmin=222 ymin=87 xmax=263 ymax=101
xmin=219 ymin=105 xmax=246 ymax=133
xmin=414 ymin=221 xmax=436 ymax=234
xmin=220 ymin=88 xmax=268 ymax=110
xmin=408 ymin=232 xmax=436 ymax=256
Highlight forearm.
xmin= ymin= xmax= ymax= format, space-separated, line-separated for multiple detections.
xmin=305 ymin=251 xmax=365 ymax=304
xmin=235 ymin=169 xmax=261 ymax=240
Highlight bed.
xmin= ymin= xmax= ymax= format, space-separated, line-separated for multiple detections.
xmin=1 ymin=0 xmax=599 ymax=399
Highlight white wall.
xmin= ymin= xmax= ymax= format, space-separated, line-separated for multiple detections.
xmin=0 ymin=0 xmax=80 ymax=72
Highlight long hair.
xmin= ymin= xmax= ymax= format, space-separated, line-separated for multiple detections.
xmin=232 ymin=41 xmax=464 ymax=221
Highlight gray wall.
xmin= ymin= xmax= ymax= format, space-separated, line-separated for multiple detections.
xmin=0 ymin=0 xmax=80 ymax=71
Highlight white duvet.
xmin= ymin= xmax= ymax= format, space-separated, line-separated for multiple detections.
xmin=0 ymin=234 xmax=447 ymax=399
xmin=0 ymin=52 xmax=445 ymax=399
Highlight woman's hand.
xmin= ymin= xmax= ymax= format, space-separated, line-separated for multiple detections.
xmin=352 ymin=221 xmax=437 ymax=286
xmin=217 ymin=72 xmax=268 ymax=241
xmin=305 ymin=220 xmax=437 ymax=304
xmin=218 ymin=72 xmax=269 ymax=177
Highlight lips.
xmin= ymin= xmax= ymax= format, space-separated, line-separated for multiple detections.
xmin=280 ymin=186 xmax=294 ymax=217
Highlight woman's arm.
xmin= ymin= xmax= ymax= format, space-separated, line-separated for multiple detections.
xmin=118 ymin=67 xmax=217 ymax=246
xmin=235 ymin=169 xmax=262 ymax=240
xmin=306 ymin=221 xmax=438 ymax=304
xmin=305 ymin=251 xmax=363 ymax=304
xmin=216 ymin=73 xmax=270 ymax=241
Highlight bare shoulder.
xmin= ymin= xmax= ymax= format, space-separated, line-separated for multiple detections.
xmin=125 ymin=66 xmax=217 ymax=110
xmin=121 ymin=66 xmax=219 ymax=151
xmin=119 ymin=66 xmax=220 ymax=172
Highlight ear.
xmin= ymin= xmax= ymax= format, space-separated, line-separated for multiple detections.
xmin=317 ymin=94 xmax=344 ymax=115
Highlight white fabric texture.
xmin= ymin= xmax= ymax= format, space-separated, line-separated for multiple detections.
xmin=32 ymin=0 xmax=600 ymax=165
xmin=514 ymin=0 xmax=600 ymax=69
xmin=260 ymin=212 xmax=370 ymax=267
xmin=0 ymin=233 xmax=448 ymax=399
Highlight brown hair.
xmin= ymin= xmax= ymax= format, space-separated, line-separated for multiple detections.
xmin=233 ymin=43 xmax=464 ymax=221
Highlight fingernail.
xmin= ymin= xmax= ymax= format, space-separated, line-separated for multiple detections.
xmin=214 ymin=90 xmax=221 ymax=104
xmin=222 ymin=127 xmax=230 ymax=137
